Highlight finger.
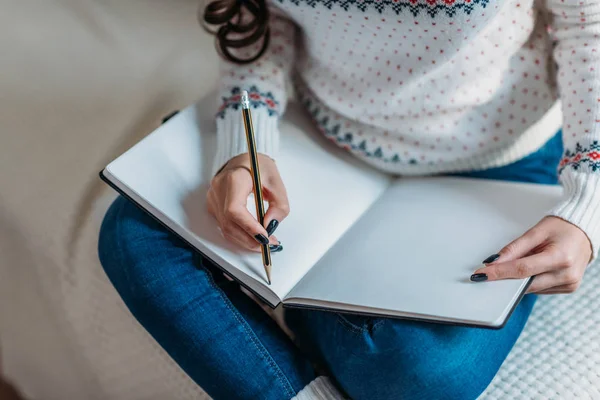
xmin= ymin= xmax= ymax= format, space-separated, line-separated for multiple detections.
xmin=525 ymin=272 xmax=560 ymax=293
xmin=536 ymin=282 xmax=581 ymax=295
xmin=207 ymin=190 xmax=218 ymax=218
xmin=537 ymin=290 xmax=568 ymax=295
xmin=209 ymin=191 xmax=229 ymax=230
xmin=224 ymin=180 xmax=271 ymax=246
xmin=269 ymin=243 xmax=284 ymax=253
xmin=221 ymin=221 xmax=262 ymax=252
xmin=262 ymin=177 xmax=290 ymax=235
xmin=472 ymin=251 xmax=556 ymax=281
xmin=534 ymin=276 xmax=581 ymax=294
xmin=496 ymin=227 xmax=548 ymax=263
xmin=527 ymin=261 xmax=584 ymax=292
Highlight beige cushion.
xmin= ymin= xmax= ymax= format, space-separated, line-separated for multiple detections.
xmin=0 ymin=1 xmax=213 ymax=398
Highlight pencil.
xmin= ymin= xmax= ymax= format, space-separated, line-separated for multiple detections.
xmin=240 ymin=90 xmax=272 ymax=285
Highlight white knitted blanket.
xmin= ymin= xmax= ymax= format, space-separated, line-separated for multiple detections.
xmin=482 ymin=261 xmax=600 ymax=400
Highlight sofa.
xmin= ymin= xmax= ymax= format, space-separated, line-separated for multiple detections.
xmin=1 ymin=1 xmax=599 ymax=399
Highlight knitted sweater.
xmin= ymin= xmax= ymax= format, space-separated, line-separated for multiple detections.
xmin=214 ymin=0 xmax=600 ymax=256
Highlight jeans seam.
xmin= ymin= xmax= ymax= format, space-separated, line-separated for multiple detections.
xmin=205 ymin=273 xmax=298 ymax=398
xmin=113 ymin=198 xmax=297 ymax=398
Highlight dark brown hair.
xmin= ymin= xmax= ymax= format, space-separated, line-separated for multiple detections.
xmin=201 ymin=0 xmax=271 ymax=64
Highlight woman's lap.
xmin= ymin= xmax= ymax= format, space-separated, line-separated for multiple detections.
xmin=285 ymin=294 xmax=536 ymax=399
xmin=98 ymin=132 xmax=563 ymax=400
xmin=98 ymin=197 xmax=315 ymax=400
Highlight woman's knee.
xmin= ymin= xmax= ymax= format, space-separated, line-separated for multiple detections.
xmin=99 ymin=197 xmax=143 ymax=266
xmin=338 ymin=349 xmax=494 ymax=400
xmin=98 ymin=196 xmax=178 ymax=298
xmin=98 ymin=196 xmax=130 ymax=283
xmin=328 ymin=320 xmax=500 ymax=400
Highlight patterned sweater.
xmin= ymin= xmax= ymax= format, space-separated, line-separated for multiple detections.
xmin=213 ymin=0 xmax=600 ymax=256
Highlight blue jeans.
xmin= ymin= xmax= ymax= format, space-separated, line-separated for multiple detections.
xmin=98 ymin=132 xmax=563 ymax=400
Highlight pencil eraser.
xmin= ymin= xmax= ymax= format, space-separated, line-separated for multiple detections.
xmin=241 ymin=90 xmax=250 ymax=107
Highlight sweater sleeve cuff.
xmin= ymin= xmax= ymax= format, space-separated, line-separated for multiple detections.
xmin=548 ymin=170 xmax=600 ymax=261
xmin=212 ymin=107 xmax=280 ymax=176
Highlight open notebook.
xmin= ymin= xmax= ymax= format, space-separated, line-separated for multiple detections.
xmin=101 ymin=100 xmax=564 ymax=328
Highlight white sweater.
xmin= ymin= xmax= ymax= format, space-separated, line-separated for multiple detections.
xmin=213 ymin=0 xmax=600 ymax=256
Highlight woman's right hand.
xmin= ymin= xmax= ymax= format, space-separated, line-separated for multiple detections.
xmin=207 ymin=153 xmax=289 ymax=252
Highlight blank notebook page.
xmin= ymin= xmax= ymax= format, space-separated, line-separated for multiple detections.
xmin=286 ymin=178 xmax=563 ymax=326
xmin=104 ymin=102 xmax=390 ymax=302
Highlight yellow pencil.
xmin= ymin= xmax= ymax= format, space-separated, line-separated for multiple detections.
xmin=240 ymin=90 xmax=272 ymax=285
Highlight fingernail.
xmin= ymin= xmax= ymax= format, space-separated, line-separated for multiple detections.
xmin=470 ymin=273 xmax=488 ymax=282
xmin=254 ymin=234 xmax=269 ymax=245
xmin=482 ymin=254 xmax=500 ymax=264
xmin=266 ymin=219 xmax=279 ymax=236
xmin=269 ymin=244 xmax=283 ymax=253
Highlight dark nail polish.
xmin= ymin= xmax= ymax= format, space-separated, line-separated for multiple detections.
xmin=482 ymin=254 xmax=500 ymax=264
xmin=266 ymin=219 xmax=279 ymax=236
xmin=470 ymin=273 xmax=488 ymax=282
xmin=269 ymin=244 xmax=283 ymax=253
xmin=254 ymin=234 xmax=269 ymax=245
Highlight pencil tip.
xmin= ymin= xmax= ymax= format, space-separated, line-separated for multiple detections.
xmin=265 ymin=263 xmax=272 ymax=285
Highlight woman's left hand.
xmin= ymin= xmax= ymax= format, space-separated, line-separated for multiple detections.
xmin=472 ymin=216 xmax=593 ymax=294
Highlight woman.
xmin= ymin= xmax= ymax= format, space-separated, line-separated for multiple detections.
xmin=98 ymin=0 xmax=598 ymax=398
